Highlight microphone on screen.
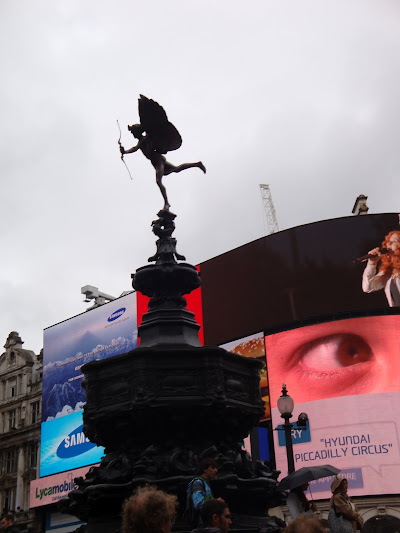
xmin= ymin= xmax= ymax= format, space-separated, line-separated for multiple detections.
xmin=353 ymin=248 xmax=391 ymax=264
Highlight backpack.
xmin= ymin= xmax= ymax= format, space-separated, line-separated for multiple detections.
xmin=183 ymin=478 xmax=206 ymax=528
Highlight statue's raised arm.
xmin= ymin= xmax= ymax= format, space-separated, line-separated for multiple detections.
xmin=120 ymin=95 xmax=206 ymax=210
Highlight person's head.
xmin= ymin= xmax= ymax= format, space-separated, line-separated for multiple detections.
xmin=291 ymin=483 xmax=311 ymax=512
xmin=383 ymin=231 xmax=400 ymax=253
xmin=331 ymin=475 xmax=347 ymax=494
xmin=291 ymin=482 xmax=309 ymax=496
xmin=380 ymin=231 xmax=400 ymax=273
xmin=128 ymin=124 xmax=144 ymax=139
xmin=283 ymin=515 xmax=327 ymax=533
xmin=200 ymin=499 xmax=232 ymax=533
xmin=1 ymin=514 xmax=14 ymax=530
xmin=121 ymin=486 xmax=177 ymax=533
xmin=199 ymin=457 xmax=218 ymax=481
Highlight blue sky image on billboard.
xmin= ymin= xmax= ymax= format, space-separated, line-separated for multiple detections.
xmin=42 ymin=292 xmax=137 ymax=422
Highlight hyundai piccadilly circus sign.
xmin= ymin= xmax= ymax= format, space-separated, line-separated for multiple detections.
xmin=40 ymin=292 xmax=138 ymax=477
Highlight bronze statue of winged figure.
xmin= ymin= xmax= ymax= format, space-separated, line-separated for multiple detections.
xmin=119 ymin=95 xmax=206 ymax=210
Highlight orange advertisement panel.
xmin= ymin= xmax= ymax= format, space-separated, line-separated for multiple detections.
xmin=220 ymin=333 xmax=270 ymax=421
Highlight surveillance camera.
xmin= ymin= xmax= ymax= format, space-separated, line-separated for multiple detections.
xmin=297 ymin=412 xmax=309 ymax=428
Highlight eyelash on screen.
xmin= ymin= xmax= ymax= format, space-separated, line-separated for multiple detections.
xmin=289 ymin=333 xmax=374 ymax=370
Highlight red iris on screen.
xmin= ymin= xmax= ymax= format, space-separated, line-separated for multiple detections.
xmin=296 ymin=333 xmax=373 ymax=370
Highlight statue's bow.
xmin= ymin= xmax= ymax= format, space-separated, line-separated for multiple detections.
xmin=117 ymin=120 xmax=133 ymax=181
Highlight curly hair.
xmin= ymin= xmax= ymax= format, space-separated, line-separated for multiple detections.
xmin=283 ymin=515 xmax=327 ymax=533
xmin=379 ymin=231 xmax=400 ymax=276
xmin=122 ymin=486 xmax=178 ymax=533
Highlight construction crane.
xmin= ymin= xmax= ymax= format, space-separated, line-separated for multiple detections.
xmin=259 ymin=184 xmax=280 ymax=234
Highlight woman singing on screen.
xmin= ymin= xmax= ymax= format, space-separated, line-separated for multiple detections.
xmin=362 ymin=230 xmax=400 ymax=307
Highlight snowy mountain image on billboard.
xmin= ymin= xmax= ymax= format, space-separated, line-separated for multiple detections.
xmin=42 ymin=292 xmax=138 ymax=421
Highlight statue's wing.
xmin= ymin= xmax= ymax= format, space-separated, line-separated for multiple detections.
xmin=138 ymin=95 xmax=182 ymax=154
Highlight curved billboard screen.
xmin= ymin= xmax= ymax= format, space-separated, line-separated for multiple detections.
xmin=200 ymin=213 xmax=400 ymax=346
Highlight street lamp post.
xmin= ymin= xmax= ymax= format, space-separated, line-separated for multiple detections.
xmin=276 ymin=383 xmax=309 ymax=474
xmin=277 ymin=383 xmax=295 ymax=473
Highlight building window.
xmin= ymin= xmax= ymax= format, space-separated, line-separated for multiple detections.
xmin=3 ymin=487 xmax=14 ymax=512
xmin=29 ymin=442 xmax=38 ymax=468
xmin=8 ymin=410 xmax=15 ymax=431
xmin=6 ymin=450 xmax=15 ymax=474
xmin=8 ymin=379 xmax=17 ymax=398
xmin=31 ymin=401 xmax=40 ymax=424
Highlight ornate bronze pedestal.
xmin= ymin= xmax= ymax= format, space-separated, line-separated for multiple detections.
xmin=61 ymin=209 xmax=283 ymax=532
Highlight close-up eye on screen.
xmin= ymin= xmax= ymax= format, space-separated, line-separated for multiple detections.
xmin=265 ymin=314 xmax=400 ymax=406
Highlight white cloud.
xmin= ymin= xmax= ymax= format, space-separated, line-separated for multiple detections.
xmin=1 ymin=0 xmax=400 ymax=352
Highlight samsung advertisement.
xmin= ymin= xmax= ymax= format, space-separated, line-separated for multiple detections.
xmin=40 ymin=292 xmax=138 ymax=477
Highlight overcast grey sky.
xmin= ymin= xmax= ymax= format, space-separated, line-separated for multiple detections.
xmin=1 ymin=0 xmax=400 ymax=353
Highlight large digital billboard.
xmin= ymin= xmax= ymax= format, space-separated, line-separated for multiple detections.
xmin=40 ymin=213 xmax=400 ymax=493
xmin=265 ymin=314 xmax=400 ymax=498
xmin=40 ymin=292 xmax=138 ymax=477
xmin=200 ymin=213 xmax=400 ymax=346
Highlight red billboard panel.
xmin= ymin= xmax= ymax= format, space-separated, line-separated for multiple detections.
xmin=136 ymin=265 xmax=204 ymax=345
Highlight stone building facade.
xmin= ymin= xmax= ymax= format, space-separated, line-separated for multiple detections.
xmin=0 ymin=332 xmax=42 ymax=530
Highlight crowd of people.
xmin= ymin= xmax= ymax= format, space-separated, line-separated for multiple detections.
xmin=0 ymin=457 xmax=364 ymax=533
xmin=282 ymin=474 xmax=363 ymax=532
xmin=122 ymin=488 xmax=232 ymax=533
xmin=121 ymin=457 xmax=232 ymax=533
xmin=118 ymin=458 xmax=364 ymax=533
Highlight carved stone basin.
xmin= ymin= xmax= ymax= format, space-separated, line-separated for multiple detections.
xmin=82 ymin=345 xmax=264 ymax=452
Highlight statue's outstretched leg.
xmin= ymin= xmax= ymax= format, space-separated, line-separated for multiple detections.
xmin=164 ymin=161 xmax=206 ymax=175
